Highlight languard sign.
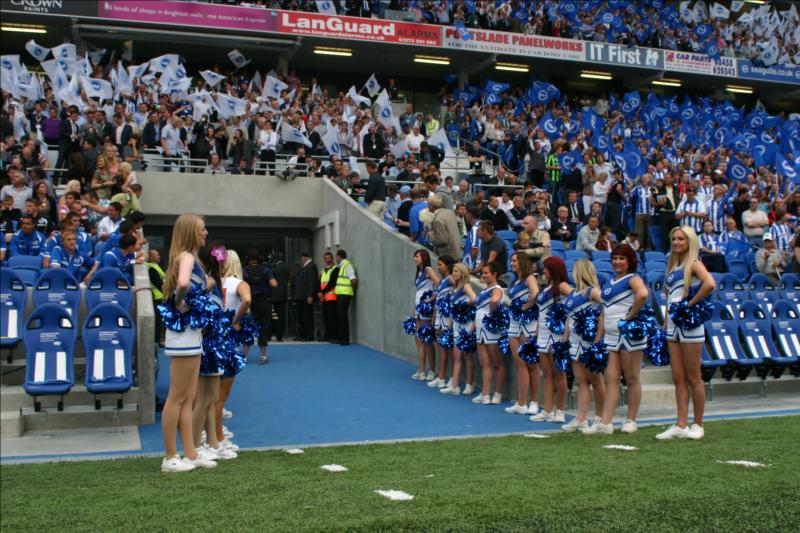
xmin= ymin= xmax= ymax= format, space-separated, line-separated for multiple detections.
xmin=278 ymin=11 xmax=440 ymax=47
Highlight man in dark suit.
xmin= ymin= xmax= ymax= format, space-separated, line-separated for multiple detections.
xmin=565 ymin=190 xmax=585 ymax=225
xmin=112 ymin=113 xmax=133 ymax=154
xmin=550 ymin=205 xmax=577 ymax=243
xmin=141 ymin=112 xmax=163 ymax=150
xmin=362 ymin=124 xmax=385 ymax=159
xmin=56 ymin=106 xmax=81 ymax=170
xmin=292 ymin=252 xmax=318 ymax=341
xmin=270 ymin=252 xmax=290 ymax=341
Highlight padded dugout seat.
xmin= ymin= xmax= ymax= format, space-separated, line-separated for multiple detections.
xmin=32 ymin=268 xmax=81 ymax=317
xmin=1 ymin=267 xmax=28 ymax=355
xmin=704 ymin=301 xmax=747 ymax=381
xmin=85 ymin=268 xmax=133 ymax=311
xmin=83 ymin=303 xmax=135 ymax=408
xmin=737 ymin=301 xmax=790 ymax=379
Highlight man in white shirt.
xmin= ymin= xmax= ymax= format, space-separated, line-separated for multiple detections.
xmin=160 ymin=114 xmax=185 ymax=171
xmin=97 ymin=202 xmax=124 ymax=242
xmin=741 ymin=197 xmax=770 ymax=246
xmin=405 ymin=125 xmax=425 ymax=154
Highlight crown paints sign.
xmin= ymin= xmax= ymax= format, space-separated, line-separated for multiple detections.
xmin=278 ymin=11 xmax=440 ymax=47
xmin=0 ymin=0 xmax=95 ymax=16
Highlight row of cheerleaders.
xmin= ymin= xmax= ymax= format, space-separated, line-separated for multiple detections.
xmin=403 ymin=251 xmax=712 ymax=434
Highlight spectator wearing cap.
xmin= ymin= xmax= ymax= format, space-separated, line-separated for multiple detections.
xmin=429 ymin=194 xmax=462 ymax=260
xmin=394 ymin=185 xmax=413 ymax=234
xmin=364 ymin=159 xmax=387 ymax=219
xmin=742 ymin=196 xmax=770 ymax=247
xmin=292 ymin=252 xmax=318 ymax=342
xmin=756 ymin=233 xmax=789 ymax=284
xmin=675 ymin=186 xmax=706 ymax=235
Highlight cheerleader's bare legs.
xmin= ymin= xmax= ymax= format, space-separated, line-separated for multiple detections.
xmin=214 ymin=376 xmax=234 ymax=443
xmin=192 ymin=376 xmax=221 ymax=450
xmin=509 ymin=336 xmax=540 ymax=410
xmin=539 ymin=352 xmax=567 ymax=415
xmin=667 ymin=341 xmax=705 ymax=428
xmin=162 ymin=356 xmax=200 ymax=460
xmin=414 ymin=319 xmax=434 ymax=377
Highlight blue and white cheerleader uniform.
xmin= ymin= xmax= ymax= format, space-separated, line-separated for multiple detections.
xmin=200 ymin=285 xmax=225 ymax=377
xmin=475 ymin=284 xmax=502 ymax=344
xmin=602 ymin=273 xmax=648 ymax=352
xmin=564 ymin=289 xmax=597 ymax=361
xmin=451 ymin=287 xmax=474 ymax=348
xmin=536 ymin=287 xmax=560 ymax=353
xmin=414 ymin=267 xmax=434 ymax=320
xmin=434 ymin=276 xmax=454 ymax=330
xmin=665 ymin=265 xmax=705 ymax=343
xmin=164 ymin=263 xmax=206 ymax=357
xmin=507 ymin=277 xmax=536 ymax=338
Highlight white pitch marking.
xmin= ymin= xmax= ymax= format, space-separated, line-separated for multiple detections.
xmin=716 ymin=460 xmax=769 ymax=468
xmin=320 ymin=464 xmax=348 ymax=472
xmin=375 ymin=489 xmax=415 ymax=501
xmin=284 ymin=448 xmax=305 ymax=455
xmin=603 ymin=444 xmax=638 ymax=451
xmin=523 ymin=433 xmax=550 ymax=439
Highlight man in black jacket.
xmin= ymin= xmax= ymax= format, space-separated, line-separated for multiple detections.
xmin=270 ymin=252 xmax=290 ymax=341
xmin=141 ymin=112 xmax=163 ymax=150
xmin=293 ymin=252 xmax=318 ymax=342
xmin=362 ymin=124 xmax=385 ymax=159
xmin=364 ymin=159 xmax=387 ymax=218
xmin=244 ymin=250 xmax=278 ymax=364
xmin=56 ymin=106 xmax=81 ymax=170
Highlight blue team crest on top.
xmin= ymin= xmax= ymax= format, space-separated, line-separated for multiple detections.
xmin=330 ymin=142 xmax=340 ymax=154
xmin=380 ymin=107 xmax=392 ymax=118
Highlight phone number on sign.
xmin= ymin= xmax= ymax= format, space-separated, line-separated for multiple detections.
xmin=712 ymin=65 xmax=736 ymax=77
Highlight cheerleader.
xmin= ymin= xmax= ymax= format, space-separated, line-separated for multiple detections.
xmin=530 ymin=256 xmax=571 ymax=423
xmin=657 ymin=226 xmax=715 ymax=441
xmin=429 ymin=256 xmax=456 ymax=389
xmin=411 ymin=249 xmax=437 ymax=381
xmin=192 ymin=243 xmax=237 ymax=460
xmin=562 ymin=260 xmax=606 ymax=432
xmin=472 ymin=262 xmax=506 ymax=405
xmin=160 ymin=214 xmax=215 ymax=472
xmin=213 ymin=250 xmax=252 ymax=449
xmin=584 ymin=244 xmax=649 ymax=435
xmin=440 ymin=262 xmax=476 ymax=395
xmin=504 ymin=252 xmax=541 ymax=415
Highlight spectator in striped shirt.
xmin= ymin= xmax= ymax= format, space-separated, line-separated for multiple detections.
xmin=699 ymin=220 xmax=725 ymax=273
xmin=708 ymin=184 xmax=730 ymax=235
xmin=719 ymin=217 xmax=746 ymax=245
xmin=631 ymin=173 xmax=656 ymax=251
xmin=770 ymin=210 xmax=794 ymax=253
xmin=675 ymin=186 xmax=706 ymax=235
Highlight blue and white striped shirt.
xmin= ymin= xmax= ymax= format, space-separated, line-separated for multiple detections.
xmin=770 ymin=223 xmax=793 ymax=252
xmin=708 ymin=198 xmax=728 ymax=234
xmin=676 ymin=197 xmax=705 ymax=233
xmin=632 ymin=185 xmax=655 ymax=215
xmin=699 ymin=232 xmax=720 ymax=253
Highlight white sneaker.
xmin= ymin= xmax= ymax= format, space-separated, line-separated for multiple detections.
xmin=472 ymin=394 xmax=491 ymax=404
xmin=593 ymin=415 xmax=602 ymax=425
xmin=185 ymin=450 xmax=217 ymax=469
xmin=161 ymin=455 xmax=195 ymax=473
xmin=223 ymin=426 xmax=234 ymax=439
xmin=463 ymin=384 xmax=475 ymax=395
xmin=206 ymin=444 xmax=237 ymax=460
xmin=527 ymin=402 xmax=539 ymax=415
xmin=427 ymin=377 xmax=442 ymax=388
xmin=197 ymin=446 xmax=218 ymax=460
xmin=411 ymin=371 xmax=424 ymax=380
xmin=552 ymin=410 xmax=566 ymax=423
xmin=425 ymin=370 xmax=436 ymax=381
xmin=620 ymin=419 xmax=638 ymax=433
xmin=686 ymin=423 xmax=705 ymax=440
xmin=491 ymin=392 xmax=503 ymax=405
xmin=561 ymin=418 xmax=589 ymax=432
xmin=219 ymin=438 xmax=239 ymax=451
xmin=529 ymin=410 xmax=553 ymax=422
xmin=222 ymin=408 xmax=233 ymax=419
xmin=580 ymin=422 xmax=614 ymax=435
xmin=504 ymin=403 xmax=529 ymax=414
xmin=446 ymin=378 xmax=453 ymax=388
xmin=200 ymin=430 xmax=207 ymax=444
xmin=655 ymin=425 xmax=689 ymax=440
xmin=439 ymin=386 xmax=461 ymax=395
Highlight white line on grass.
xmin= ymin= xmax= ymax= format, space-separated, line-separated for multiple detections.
xmin=284 ymin=448 xmax=305 ymax=455
xmin=375 ymin=489 xmax=415 ymax=501
xmin=603 ymin=444 xmax=638 ymax=451
xmin=320 ymin=464 xmax=348 ymax=472
xmin=523 ymin=433 xmax=550 ymax=439
xmin=716 ymin=460 xmax=770 ymax=468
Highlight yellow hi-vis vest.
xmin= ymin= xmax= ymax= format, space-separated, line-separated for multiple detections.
xmin=147 ymin=262 xmax=165 ymax=300
xmin=334 ymin=259 xmax=354 ymax=296
xmin=319 ymin=266 xmax=338 ymax=302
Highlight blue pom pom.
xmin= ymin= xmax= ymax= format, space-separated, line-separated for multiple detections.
xmin=573 ymin=307 xmax=600 ymax=342
xmin=157 ymin=301 xmax=185 ymax=332
xmin=185 ymin=285 xmax=221 ymax=330
xmin=455 ymin=328 xmax=477 ymax=352
xmin=552 ymin=340 xmax=572 ymax=372
xmin=483 ymin=305 xmax=510 ymax=334
xmin=546 ymin=302 xmax=567 ymax=335
xmin=417 ymin=323 xmax=435 ymax=343
xmin=509 ymin=298 xmax=538 ymax=324
xmin=499 ymin=333 xmax=510 ymax=356
xmin=669 ymin=285 xmax=713 ymax=330
xmin=232 ymin=313 xmax=260 ymax=346
xmin=518 ymin=337 xmax=539 ymax=364
xmin=645 ymin=327 xmax=670 ymax=367
xmin=222 ymin=349 xmax=247 ymax=377
xmin=618 ymin=306 xmax=657 ymax=342
xmin=451 ymin=302 xmax=476 ymax=324
xmin=416 ymin=290 xmax=435 ymax=316
xmin=437 ymin=328 xmax=454 ymax=348
xmin=402 ymin=315 xmax=417 ymax=335
xmin=581 ymin=342 xmax=609 ymax=373
xmin=436 ymin=294 xmax=452 ymax=318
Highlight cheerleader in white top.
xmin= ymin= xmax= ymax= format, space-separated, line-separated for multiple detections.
xmin=472 ymin=262 xmax=506 ymax=405
xmin=441 ymin=262 xmax=477 ymax=396
xmin=411 ymin=249 xmax=438 ymax=381
xmin=561 ymin=260 xmax=605 ymax=433
xmin=585 ymin=244 xmax=649 ymax=435
xmin=504 ymin=252 xmax=541 ymax=416
xmin=429 ymin=256 xmax=456 ymax=390
xmin=530 ymin=257 xmax=572 ymax=423
xmin=657 ymin=226 xmax=716 ymax=441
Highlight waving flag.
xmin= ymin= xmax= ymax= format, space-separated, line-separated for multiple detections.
xmin=485 ymin=80 xmax=510 ymax=94
xmin=322 ymin=126 xmax=341 ymax=157
xmin=558 ymin=149 xmax=581 ymax=172
xmin=281 ymin=122 xmax=312 ymax=148
xmin=199 ymin=69 xmax=226 ymax=88
xmin=149 ymin=53 xmax=180 ymax=73
xmin=25 ymin=40 xmax=50 ymax=62
xmin=264 ymin=75 xmax=288 ymax=98
xmin=376 ymin=90 xmax=395 ymax=128
xmin=52 ymin=43 xmax=76 ymax=60
xmin=540 ymin=112 xmax=560 ymax=140
xmin=392 ymin=139 xmax=411 ymax=159
xmin=710 ymin=3 xmax=729 ymax=19
xmin=315 ymin=0 xmax=337 ymax=15
xmin=454 ymin=21 xmax=474 ymax=40
xmin=363 ymin=73 xmax=381 ymax=97
xmin=348 ymin=86 xmax=371 ymax=107
xmin=622 ymin=91 xmax=641 ymax=118
xmin=81 ymin=77 xmax=113 ymax=101
xmin=112 ymin=62 xmax=133 ymax=96
xmin=428 ymin=128 xmax=455 ymax=158
xmin=776 ymin=153 xmax=800 ymax=183
xmin=215 ymin=92 xmax=248 ymax=118
xmin=227 ymin=49 xmax=250 ymax=69
xmin=726 ymin=156 xmax=749 ymax=181
xmin=128 ymin=63 xmax=148 ymax=81
xmin=752 ymin=142 xmax=778 ymax=168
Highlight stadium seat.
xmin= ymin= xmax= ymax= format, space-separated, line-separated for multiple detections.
xmin=594 ymin=260 xmax=612 ymax=272
xmin=645 ymin=271 xmax=665 ymax=286
xmin=83 ymin=303 xmax=135 ymax=407
xmin=701 ymin=344 xmax=724 ymax=383
xmin=704 ymin=301 xmax=747 ymax=381
xmin=13 ymin=268 xmax=38 ymax=286
xmin=650 ymin=278 xmax=667 ymax=322
xmin=8 ymin=255 xmax=43 ymax=271
xmin=748 ymin=273 xmax=776 ymax=315
xmin=596 ymin=271 xmax=611 ymax=287
xmin=648 ymin=226 xmax=664 ymax=251
xmin=716 ymin=273 xmax=748 ymax=315
xmin=550 ymin=241 xmax=565 ymax=253
xmin=22 ymin=303 xmax=77 ymax=411
xmin=551 ymin=249 xmax=565 ymax=259
xmin=496 ymin=230 xmax=517 ymax=241
xmin=565 ymin=259 xmax=576 ymax=272
xmin=85 ymin=268 xmax=133 ymax=311
xmin=771 ymin=300 xmax=800 ymax=375
xmin=565 ymin=250 xmax=589 ymax=261
xmin=592 ymin=251 xmax=611 ymax=262
xmin=725 ymin=257 xmax=749 ymax=283
xmin=0 ymin=267 xmax=28 ymax=358
xmin=644 ymin=260 xmax=667 ymax=274
xmin=32 ymin=269 xmax=82 ymax=317
xmin=779 ymin=273 xmax=800 ymax=309
xmin=737 ymin=301 xmax=788 ymax=379
xmin=643 ymin=251 xmax=666 ymax=263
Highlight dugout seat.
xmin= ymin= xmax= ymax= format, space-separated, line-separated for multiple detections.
xmin=650 ymin=278 xmax=668 ymax=323
xmin=737 ymin=301 xmax=787 ymax=379
xmin=1 ymin=267 xmax=28 ymax=361
xmin=779 ymin=273 xmax=800 ymax=312
xmin=748 ymin=273 xmax=776 ymax=316
xmin=83 ymin=303 xmax=135 ymax=408
xmin=704 ymin=301 xmax=746 ymax=381
xmin=85 ymin=268 xmax=133 ymax=312
xmin=716 ymin=273 xmax=748 ymax=315
xmin=31 ymin=268 xmax=81 ymax=317
xmin=771 ymin=300 xmax=800 ymax=377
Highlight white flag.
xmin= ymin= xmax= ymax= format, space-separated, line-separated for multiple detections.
xmin=391 ymin=139 xmax=411 ymax=159
xmin=322 ymin=126 xmax=342 ymax=157
xmin=215 ymin=92 xmax=248 ymax=118
xmin=349 ymin=156 xmax=362 ymax=178
xmin=227 ymin=49 xmax=251 ymax=69
xmin=730 ymin=0 xmax=744 ymax=13
xmin=759 ymin=41 xmax=779 ymax=66
xmin=128 ymin=63 xmax=148 ymax=81
xmin=281 ymin=122 xmax=312 ymax=147
xmin=52 ymin=43 xmax=76 ymax=60
xmin=59 ymin=75 xmax=84 ymax=108
xmin=163 ymin=77 xmax=193 ymax=96
xmin=199 ymin=69 xmax=226 ymax=88
xmin=25 ymin=40 xmax=50 ymax=62
xmin=81 ymin=77 xmax=113 ymax=101
xmin=112 ymin=62 xmax=133 ymax=96
xmin=0 ymin=55 xmax=21 ymax=73
xmin=264 ymin=75 xmax=288 ymax=98
xmin=348 ymin=85 xmax=371 ymax=107
xmin=48 ymin=64 xmax=69 ymax=92
xmin=315 ymin=0 xmax=337 ymax=15
xmin=679 ymin=1 xmax=692 ymax=22
xmin=149 ymin=54 xmax=180 ymax=73
xmin=363 ymin=73 xmax=381 ymax=97
xmin=251 ymin=70 xmax=262 ymax=92
xmin=427 ymin=128 xmax=455 ymax=158
xmin=88 ymin=47 xmax=107 ymax=66
xmin=692 ymin=1 xmax=707 ymax=23
xmin=710 ymin=3 xmax=729 ymax=19
xmin=376 ymin=95 xmax=395 ymax=128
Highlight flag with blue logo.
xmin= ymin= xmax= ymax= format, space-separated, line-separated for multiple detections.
xmin=622 ymin=90 xmax=641 ymax=118
xmin=726 ymin=156 xmax=748 ymax=181
xmin=454 ymin=21 xmax=474 ymax=40
xmin=127 ymin=63 xmax=148 ymax=81
xmin=558 ymin=149 xmax=581 ymax=173
xmin=81 ymin=77 xmax=113 ymax=101
xmin=758 ymin=40 xmax=779 ymax=66
xmin=364 ymin=73 xmax=381 ymax=97
xmin=52 ymin=43 xmax=76 ymax=60
xmin=265 ymin=75 xmax=288 ymax=98
xmin=315 ymin=0 xmax=337 ymax=15
xmin=348 ymin=85 xmax=371 ymax=107
xmin=776 ymin=153 xmax=800 ymax=183
xmin=539 ymin=112 xmax=560 ymax=140
xmin=215 ymin=92 xmax=248 ymax=119
xmin=710 ymin=2 xmax=729 ymax=19
xmin=485 ymin=80 xmax=510 ymax=94
xmin=581 ymin=110 xmax=605 ymax=137
xmin=24 ymin=40 xmax=50 ymax=62
xmin=322 ymin=126 xmax=341 ymax=157
xmin=199 ymin=70 xmax=226 ymax=88
xmin=752 ymin=141 xmax=778 ymax=168
xmin=444 ymin=73 xmax=458 ymax=85
xmin=694 ymin=23 xmax=712 ymax=39
xmin=280 ymin=122 xmax=312 ymax=148
xmin=149 ymin=53 xmax=180 ymax=73
xmin=428 ymin=128 xmax=455 ymax=158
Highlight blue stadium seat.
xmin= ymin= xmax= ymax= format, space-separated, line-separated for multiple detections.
xmin=565 ymin=259 xmax=576 ymax=272
xmin=648 ymin=226 xmax=664 ymax=251
xmin=645 ymin=271 xmax=665 ymax=285
xmin=725 ymin=257 xmax=749 ymax=283
xmin=771 ymin=300 xmax=800 ymax=376
xmin=85 ymin=268 xmax=133 ymax=311
xmin=8 ymin=255 xmax=43 ymax=271
xmin=644 ymin=260 xmax=667 ymax=274
xmin=83 ymin=303 xmax=135 ymax=407
xmin=592 ymin=251 xmax=611 ymax=262
xmin=496 ymin=230 xmax=517 ymax=241
xmin=32 ymin=269 xmax=82 ymax=317
xmin=551 ymin=249 xmax=565 ymax=259
xmin=701 ymin=344 xmax=725 ymax=382
xmin=716 ymin=273 xmax=748 ymax=315
xmin=643 ymin=251 xmax=666 ymax=263
xmin=0 ymin=267 xmax=28 ymax=352
xmin=550 ymin=241 xmax=565 ymax=253
xmin=13 ymin=268 xmax=38 ymax=286
xmin=779 ymin=273 xmax=800 ymax=310
xmin=594 ymin=260 xmax=612 ymax=272
xmin=565 ymin=250 xmax=589 ymax=261
xmin=596 ymin=271 xmax=611 ymax=287
xmin=22 ymin=303 xmax=77 ymax=411
xmin=737 ymin=301 xmax=790 ymax=379
xmin=650 ymin=278 xmax=667 ymax=322
xmin=704 ymin=301 xmax=747 ymax=381
xmin=748 ymin=273 xmax=776 ymax=315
